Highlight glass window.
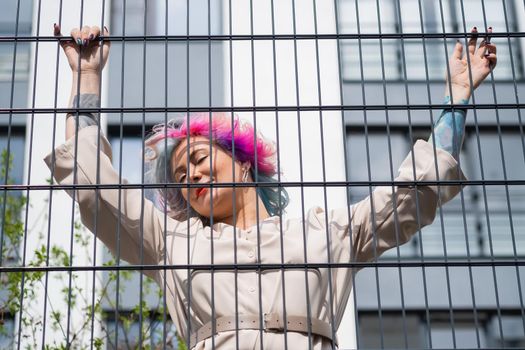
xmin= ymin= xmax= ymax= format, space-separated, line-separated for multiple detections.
xmin=0 ymin=0 xmax=33 ymax=82
xmin=0 ymin=0 xmax=33 ymax=110
xmin=0 ymin=132 xmax=25 ymax=259
xmin=108 ymin=1 xmax=225 ymax=121
xmin=346 ymin=129 xmax=524 ymax=258
xmin=0 ymin=317 xmax=15 ymax=349
xmin=338 ymin=0 xmax=523 ymax=81
xmin=0 ymin=132 xmax=24 ymax=348
xmin=358 ymin=312 xmax=525 ymax=349
xmin=0 ymin=133 xmax=26 ymax=185
xmin=463 ymin=132 xmax=525 ymax=256
xmin=105 ymin=317 xmax=178 ymax=350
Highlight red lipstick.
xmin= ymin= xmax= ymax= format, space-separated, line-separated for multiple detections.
xmin=196 ymin=187 xmax=208 ymax=198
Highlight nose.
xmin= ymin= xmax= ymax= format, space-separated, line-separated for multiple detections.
xmin=188 ymin=164 xmax=204 ymax=183
xmin=191 ymin=173 xmax=202 ymax=183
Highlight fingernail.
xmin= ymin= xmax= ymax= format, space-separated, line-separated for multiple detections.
xmin=89 ymin=34 xmax=94 ymax=40
xmin=83 ymin=39 xmax=88 ymax=46
xmin=489 ymin=26 xmax=492 ymax=29
xmin=104 ymin=26 xmax=109 ymax=32
xmin=77 ymin=38 xmax=82 ymax=46
xmin=473 ymin=26 xmax=477 ymax=30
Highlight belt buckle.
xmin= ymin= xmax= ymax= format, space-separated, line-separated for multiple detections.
xmin=263 ymin=313 xmax=283 ymax=332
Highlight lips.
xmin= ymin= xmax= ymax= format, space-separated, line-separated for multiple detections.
xmin=196 ymin=187 xmax=208 ymax=198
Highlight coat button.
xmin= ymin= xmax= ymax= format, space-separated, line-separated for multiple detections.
xmin=248 ymin=250 xmax=255 ymax=258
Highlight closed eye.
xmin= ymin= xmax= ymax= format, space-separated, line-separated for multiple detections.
xmin=177 ymin=173 xmax=186 ymax=183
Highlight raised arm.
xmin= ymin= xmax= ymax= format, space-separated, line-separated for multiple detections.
xmin=429 ymin=27 xmax=497 ymax=159
xmin=332 ymin=28 xmax=497 ymax=262
xmin=53 ymin=24 xmax=110 ymax=139
xmin=47 ymin=25 xmax=178 ymax=278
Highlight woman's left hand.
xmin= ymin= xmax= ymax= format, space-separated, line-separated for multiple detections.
xmin=446 ymin=27 xmax=497 ymax=101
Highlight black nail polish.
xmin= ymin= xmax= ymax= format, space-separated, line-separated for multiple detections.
xmin=89 ymin=34 xmax=94 ymax=40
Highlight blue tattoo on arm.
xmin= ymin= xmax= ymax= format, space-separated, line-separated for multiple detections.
xmin=68 ymin=94 xmax=100 ymax=129
xmin=428 ymin=96 xmax=469 ymax=160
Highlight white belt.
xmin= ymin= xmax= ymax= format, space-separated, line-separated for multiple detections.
xmin=189 ymin=313 xmax=338 ymax=348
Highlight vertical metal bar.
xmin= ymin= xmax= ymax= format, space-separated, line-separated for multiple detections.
xmin=455 ymin=1 xmax=505 ymax=346
xmin=289 ymin=0 xmax=317 ymax=348
xmin=88 ymin=1 xmax=106 ymax=348
xmin=478 ymin=1 xmax=518 ymax=345
xmin=311 ymin=1 xmax=337 ymax=348
xmin=0 ymin=0 xmax=21 ymax=275
xmin=500 ymin=0 xmax=525 ymax=334
xmin=0 ymin=0 xmax=20 ymax=275
xmin=206 ymin=1 xmax=217 ymax=349
xmin=400 ymin=0 xmax=478 ymax=348
xmin=290 ymin=0 xmax=320 ymax=347
xmin=227 ymin=0 xmax=241 ymax=348
xmin=414 ymin=0 xmax=438 ymax=346
xmin=138 ymin=0 xmax=148 ymax=347
xmin=66 ymin=0 xmax=87 ymax=347
xmin=332 ymin=0 xmax=361 ymax=347
xmin=436 ymin=0 xmax=483 ymax=346
xmin=42 ymin=1 xmax=64 ymax=346
xmin=17 ymin=0 xmax=41 ymax=348
xmin=268 ymin=0 xmax=292 ymax=348
xmin=162 ymin=1 xmax=169 ymax=348
xmin=353 ymin=0 xmax=385 ymax=347
xmin=373 ymin=0 xmax=409 ymax=347
xmin=249 ymin=0 xmax=285 ymax=348
xmin=420 ymin=0 xmax=484 ymax=347
xmin=115 ymin=0 xmax=127 ymax=345
xmin=185 ymin=0 xmax=193 ymax=347
xmin=0 ymin=0 xmax=20 ymax=342
xmin=436 ymin=1 xmax=461 ymax=345
xmin=248 ymin=1 xmax=265 ymax=348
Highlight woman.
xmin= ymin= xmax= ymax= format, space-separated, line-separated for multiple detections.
xmin=48 ymin=24 xmax=496 ymax=349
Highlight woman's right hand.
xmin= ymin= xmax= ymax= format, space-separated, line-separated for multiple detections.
xmin=54 ymin=24 xmax=111 ymax=74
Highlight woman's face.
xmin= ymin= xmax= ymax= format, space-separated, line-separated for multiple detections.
xmin=171 ymin=136 xmax=247 ymax=220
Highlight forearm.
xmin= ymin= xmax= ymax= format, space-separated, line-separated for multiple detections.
xmin=428 ymin=86 xmax=471 ymax=160
xmin=66 ymin=72 xmax=101 ymax=140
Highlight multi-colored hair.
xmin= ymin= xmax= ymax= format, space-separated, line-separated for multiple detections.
xmin=145 ymin=113 xmax=289 ymax=224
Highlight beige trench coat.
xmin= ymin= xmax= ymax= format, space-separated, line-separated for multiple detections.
xmin=45 ymin=125 xmax=465 ymax=349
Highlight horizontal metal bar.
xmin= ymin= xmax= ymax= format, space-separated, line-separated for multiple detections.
xmin=1 ymin=103 xmax=524 ymax=115
xmin=0 ymin=31 xmax=524 ymax=43
xmin=357 ymin=308 xmax=525 ymax=315
xmin=1 ymin=179 xmax=525 ymax=192
xmin=1 ymin=259 xmax=524 ymax=274
xmin=346 ymin=124 xmax=524 ymax=133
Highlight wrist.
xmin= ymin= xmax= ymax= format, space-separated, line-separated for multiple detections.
xmin=445 ymin=84 xmax=471 ymax=103
xmin=70 ymin=72 xmax=101 ymax=96
xmin=443 ymin=95 xmax=469 ymax=105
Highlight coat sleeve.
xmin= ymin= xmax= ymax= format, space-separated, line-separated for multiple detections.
xmin=44 ymin=125 xmax=173 ymax=278
xmin=328 ymin=139 xmax=466 ymax=262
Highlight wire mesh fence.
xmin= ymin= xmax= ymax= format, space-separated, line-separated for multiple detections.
xmin=0 ymin=0 xmax=524 ymax=349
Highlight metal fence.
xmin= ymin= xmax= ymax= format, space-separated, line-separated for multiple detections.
xmin=0 ymin=0 xmax=524 ymax=349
